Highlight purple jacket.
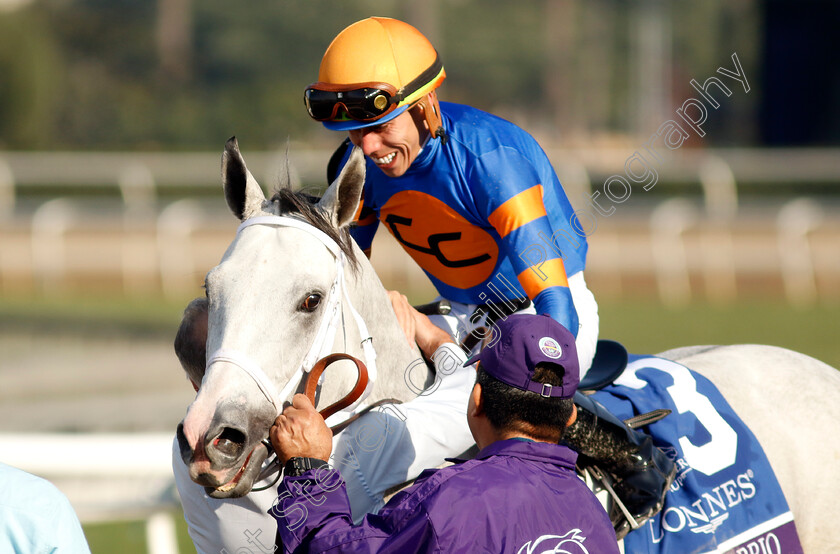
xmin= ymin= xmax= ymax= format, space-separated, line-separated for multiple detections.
xmin=271 ymin=439 xmax=619 ymax=553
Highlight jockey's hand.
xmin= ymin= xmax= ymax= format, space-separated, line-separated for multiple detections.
xmin=387 ymin=290 xmax=416 ymax=345
xmin=413 ymin=311 xmax=456 ymax=359
xmin=387 ymin=290 xmax=454 ymax=359
xmin=269 ymin=394 xmax=332 ymax=464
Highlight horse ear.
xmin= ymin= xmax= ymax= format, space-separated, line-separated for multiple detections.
xmin=222 ymin=137 xmax=266 ymax=220
xmin=318 ymin=146 xmax=366 ymax=229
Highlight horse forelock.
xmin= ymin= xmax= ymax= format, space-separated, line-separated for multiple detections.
xmin=268 ymin=187 xmax=359 ymax=270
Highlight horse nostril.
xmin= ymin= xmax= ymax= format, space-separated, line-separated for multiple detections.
xmin=212 ymin=427 xmax=247 ymax=459
xmin=176 ymin=422 xmax=193 ymax=463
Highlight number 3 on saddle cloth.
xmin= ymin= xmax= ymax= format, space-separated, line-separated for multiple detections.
xmin=584 ymin=350 xmax=804 ymax=553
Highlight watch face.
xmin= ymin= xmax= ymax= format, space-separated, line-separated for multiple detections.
xmin=286 ymin=458 xmax=305 ymax=476
xmin=286 ymin=457 xmax=329 ymax=476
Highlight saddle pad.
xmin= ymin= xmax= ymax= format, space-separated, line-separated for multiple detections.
xmin=590 ymin=355 xmax=803 ymax=554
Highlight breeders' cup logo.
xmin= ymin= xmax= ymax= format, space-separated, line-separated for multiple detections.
xmin=517 ymin=529 xmax=589 ymax=554
xmin=538 ymin=337 xmax=563 ymax=359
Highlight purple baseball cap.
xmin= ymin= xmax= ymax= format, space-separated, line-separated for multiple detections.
xmin=464 ymin=314 xmax=579 ymax=399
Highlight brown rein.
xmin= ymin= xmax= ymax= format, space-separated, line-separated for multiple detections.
xmin=304 ymin=353 xmax=370 ymax=421
xmin=302 ymin=353 xmax=403 ymax=436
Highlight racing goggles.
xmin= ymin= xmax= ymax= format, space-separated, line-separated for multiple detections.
xmin=304 ymin=82 xmax=403 ymax=123
xmin=304 ymin=52 xmax=445 ymax=123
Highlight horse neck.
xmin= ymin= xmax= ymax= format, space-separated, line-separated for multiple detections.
xmin=344 ymin=243 xmax=426 ymax=404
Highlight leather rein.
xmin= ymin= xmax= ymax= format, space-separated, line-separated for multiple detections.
xmin=302 ymin=352 xmax=404 ymax=436
xmin=304 ymin=353 xmax=370 ymax=423
xmin=249 ymin=351 xmax=387 ymax=493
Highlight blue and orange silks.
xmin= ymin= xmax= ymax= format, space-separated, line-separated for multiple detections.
xmin=343 ymin=102 xmax=588 ymax=336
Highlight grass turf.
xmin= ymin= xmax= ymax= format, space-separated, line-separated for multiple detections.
xmin=83 ymin=514 xmax=197 ymax=554
xmin=1 ymin=292 xmax=837 ymax=367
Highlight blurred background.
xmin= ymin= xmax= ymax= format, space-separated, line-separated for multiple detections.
xmin=0 ymin=0 xmax=838 ymax=552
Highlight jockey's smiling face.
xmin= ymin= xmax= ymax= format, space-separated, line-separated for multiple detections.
xmin=348 ymin=106 xmax=430 ymax=178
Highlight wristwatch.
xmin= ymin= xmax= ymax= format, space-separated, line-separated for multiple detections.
xmin=284 ymin=457 xmax=330 ymax=477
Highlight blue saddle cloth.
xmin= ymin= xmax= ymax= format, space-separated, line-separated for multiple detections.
xmin=590 ymin=355 xmax=803 ymax=554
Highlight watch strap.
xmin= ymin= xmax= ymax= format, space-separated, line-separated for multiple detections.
xmin=284 ymin=457 xmax=330 ymax=477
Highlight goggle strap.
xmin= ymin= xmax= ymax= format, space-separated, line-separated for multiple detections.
xmin=395 ymin=51 xmax=443 ymax=105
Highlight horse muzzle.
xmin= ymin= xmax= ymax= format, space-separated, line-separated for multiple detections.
xmin=176 ymin=403 xmax=275 ymax=497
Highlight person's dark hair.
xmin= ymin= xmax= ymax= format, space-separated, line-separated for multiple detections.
xmin=174 ymin=297 xmax=209 ymax=386
xmin=476 ymin=363 xmax=575 ymax=442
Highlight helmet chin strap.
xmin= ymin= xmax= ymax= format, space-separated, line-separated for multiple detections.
xmin=415 ymin=91 xmax=447 ymax=143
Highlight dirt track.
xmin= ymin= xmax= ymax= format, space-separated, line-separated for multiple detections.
xmin=0 ymin=333 xmax=196 ymax=433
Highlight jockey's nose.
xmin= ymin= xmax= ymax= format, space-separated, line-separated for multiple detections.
xmin=349 ymin=128 xmax=383 ymax=157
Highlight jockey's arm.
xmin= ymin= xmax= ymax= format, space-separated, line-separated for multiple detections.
xmin=529 ymin=286 xmax=579 ymax=337
xmin=474 ymin=150 xmax=580 ymax=336
xmin=387 ymin=291 xmax=454 ymax=355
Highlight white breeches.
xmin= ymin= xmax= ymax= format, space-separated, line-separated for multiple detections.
xmin=427 ymin=272 xmax=599 ymax=377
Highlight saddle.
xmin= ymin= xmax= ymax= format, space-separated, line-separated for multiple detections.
xmin=580 ymin=339 xmax=628 ymax=392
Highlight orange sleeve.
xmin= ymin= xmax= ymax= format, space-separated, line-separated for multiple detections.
xmin=517 ymin=257 xmax=570 ymax=298
xmin=487 ymin=185 xmax=546 ymax=238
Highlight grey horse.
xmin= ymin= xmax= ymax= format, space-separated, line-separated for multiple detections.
xmin=175 ymin=139 xmax=840 ymax=552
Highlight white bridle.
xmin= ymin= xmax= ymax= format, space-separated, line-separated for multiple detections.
xmin=205 ymin=215 xmax=377 ymax=417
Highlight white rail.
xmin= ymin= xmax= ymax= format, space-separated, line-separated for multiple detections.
xmin=0 ymin=148 xmax=838 ymax=305
xmin=1 ymin=146 xmax=838 ymax=204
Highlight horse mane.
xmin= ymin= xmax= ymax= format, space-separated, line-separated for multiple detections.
xmin=269 ymin=187 xmax=359 ymax=269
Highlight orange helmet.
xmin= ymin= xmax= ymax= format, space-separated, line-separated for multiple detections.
xmin=305 ymin=17 xmax=446 ymax=133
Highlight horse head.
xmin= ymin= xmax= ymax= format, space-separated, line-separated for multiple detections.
xmin=176 ymin=137 xmax=422 ymax=498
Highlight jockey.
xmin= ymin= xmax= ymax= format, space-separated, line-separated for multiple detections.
xmin=307 ymin=16 xmax=674 ymax=533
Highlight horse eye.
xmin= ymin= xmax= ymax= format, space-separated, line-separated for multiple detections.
xmin=301 ymin=293 xmax=322 ymax=312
